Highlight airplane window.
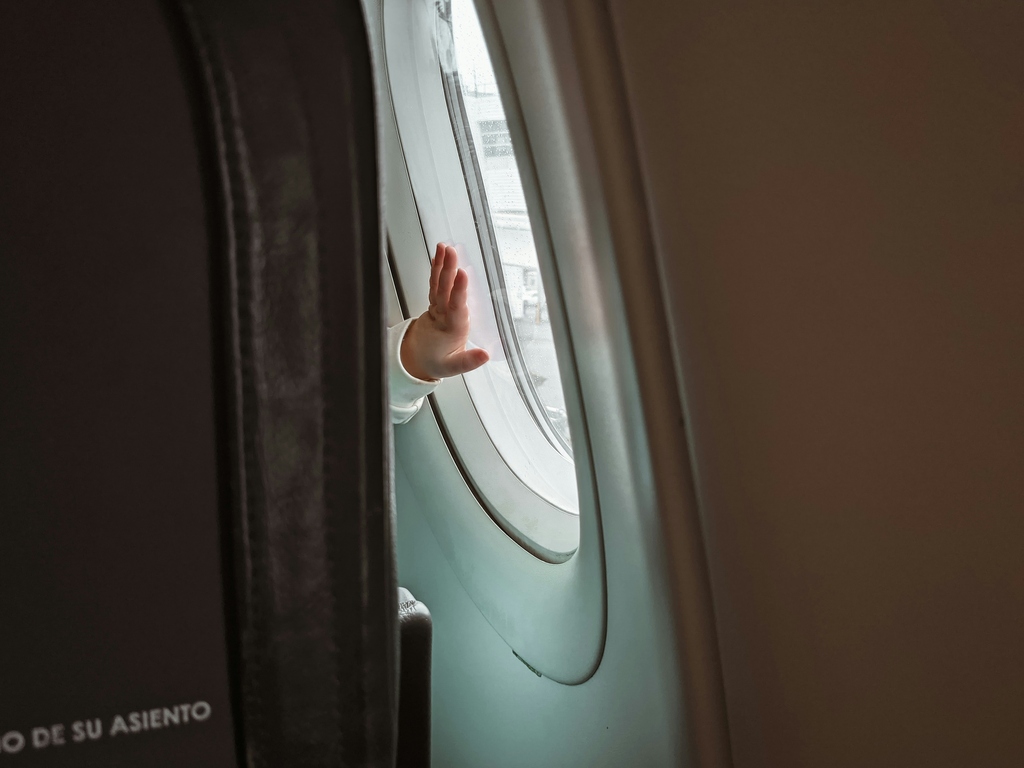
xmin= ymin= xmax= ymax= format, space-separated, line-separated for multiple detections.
xmin=387 ymin=0 xmax=581 ymax=547
xmin=382 ymin=0 xmax=603 ymax=676
xmin=439 ymin=0 xmax=573 ymax=458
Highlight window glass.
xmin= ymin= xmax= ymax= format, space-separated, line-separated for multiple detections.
xmin=441 ymin=0 xmax=573 ymax=456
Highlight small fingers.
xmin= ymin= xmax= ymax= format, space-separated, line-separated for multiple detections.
xmin=444 ymin=347 xmax=490 ymax=377
xmin=435 ymin=245 xmax=459 ymax=310
xmin=448 ymin=268 xmax=469 ymax=312
xmin=428 ymin=242 xmax=445 ymax=306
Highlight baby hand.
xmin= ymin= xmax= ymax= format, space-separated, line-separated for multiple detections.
xmin=400 ymin=243 xmax=490 ymax=381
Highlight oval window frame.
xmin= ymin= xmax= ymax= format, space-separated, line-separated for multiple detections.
xmin=379 ymin=0 xmax=607 ymax=683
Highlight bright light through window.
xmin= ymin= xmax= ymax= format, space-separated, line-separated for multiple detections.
xmin=444 ymin=0 xmax=573 ymax=456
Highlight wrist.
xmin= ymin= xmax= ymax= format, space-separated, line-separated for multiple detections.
xmin=400 ymin=318 xmax=439 ymax=382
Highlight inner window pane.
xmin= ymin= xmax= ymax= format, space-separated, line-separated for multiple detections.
xmin=449 ymin=0 xmax=572 ymax=454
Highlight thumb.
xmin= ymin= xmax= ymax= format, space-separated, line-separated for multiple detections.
xmin=444 ymin=347 xmax=491 ymax=376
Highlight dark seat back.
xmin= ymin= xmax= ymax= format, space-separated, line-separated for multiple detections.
xmin=0 ymin=1 xmax=395 ymax=765
xmin=0 ymin=2 xmax=238 ymax=765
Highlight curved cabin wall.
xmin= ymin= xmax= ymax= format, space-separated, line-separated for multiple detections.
xmin=609 ymin=0 xmax=1024 ymax=765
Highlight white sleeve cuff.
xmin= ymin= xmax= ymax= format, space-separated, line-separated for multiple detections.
xmin=388 ymin=317 xmax=440 ymax=425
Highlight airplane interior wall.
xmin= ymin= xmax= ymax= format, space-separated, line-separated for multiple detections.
xmin=382 ymin=0 xmax=1023 ymax=765
xmin=370 ymin=0 xmax=695 ymax=765
xmin=393 ymin=463 xmax=685 ymax=768
xmin=610 ymin=0 xmax=1024 ymax=765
